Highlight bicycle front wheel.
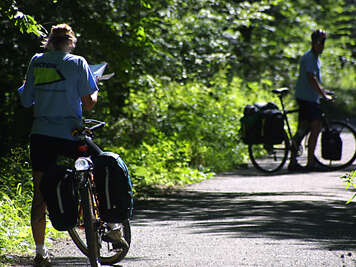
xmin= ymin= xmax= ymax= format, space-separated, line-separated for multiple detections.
xmin=69 ymin=216 xmax=131 ymax=265
xmin=314 ymin=121 xmax=356 ymax=170
xmin=248 ymin=131 xmax=289 ymax=173
xmin=80 ymin=185 xmax=101 ymax=267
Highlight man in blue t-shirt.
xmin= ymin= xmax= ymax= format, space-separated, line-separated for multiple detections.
xmin=18 ymin=24 xmax=99 ymax=266
xmin=288 ymin=29 xmax=332 ymax=172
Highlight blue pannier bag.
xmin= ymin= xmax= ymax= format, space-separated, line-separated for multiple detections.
xmin=40 ymin=165 xmax=78 ymax=231
xmin=93 ymin=152 xmax=133 ymax=223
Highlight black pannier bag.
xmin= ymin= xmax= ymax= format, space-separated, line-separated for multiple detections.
xmin=240 ymin=104 xmax=262 ymax=144
xmin=240 ymin=102 xmax=284 ymax=145
xmin=93 ymin=152 xmax=133 ymax=223
xmin=321 ymin=128 xmax=342 ymax=160
xmin=260 ymin=108 xmax=285 ymax=144
xmin=40 ymin=165 xmax=78 ymax=231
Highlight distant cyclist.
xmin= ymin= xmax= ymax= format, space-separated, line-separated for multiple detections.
xmin=288 ymin=29 xmax=332 ymax=172
xmin=18 ymin=24 xmax=99 ymax=266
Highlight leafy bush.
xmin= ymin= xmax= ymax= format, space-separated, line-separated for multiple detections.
xmin=0 ymin=185 xmax=32 ymax=256
xmin=0 ymin=147 xmax=32 ymax=198
xmin=0 ymin=149 xmax=64 ymax=263
xmin=0 ymin=187 xmax=63 ymax=264
xmin=108 ymin=135 xmax=214 ymax=189
xmin=103 ymin=72 xmax=288 ymax=190
xmin=343 ymin=170 xmax=356 ymax=204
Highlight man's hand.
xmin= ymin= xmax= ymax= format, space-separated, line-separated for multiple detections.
xmin=81 ymin=90 xmax=98 ymax=111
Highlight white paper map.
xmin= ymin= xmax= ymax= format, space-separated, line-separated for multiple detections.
xmin=89 ymin=62 xmax=115 ymax=81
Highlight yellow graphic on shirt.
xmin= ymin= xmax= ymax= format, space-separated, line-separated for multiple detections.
xmin=34 ymin=67 xmax=65 ymax=85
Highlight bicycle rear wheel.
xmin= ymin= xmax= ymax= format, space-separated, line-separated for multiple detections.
xmin=248 ymin=131 xmax=289 ymax=173
xmin=314 ymin=121 xmax=356 ymax=170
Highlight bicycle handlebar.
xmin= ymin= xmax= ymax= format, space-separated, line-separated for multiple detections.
xmin=84 ymin=119 xmax=106 ymax=131
xmin=72 ymin=119 xmax=106 ymax=138
xmin=272 ymin=87 xmax=335 ymax=101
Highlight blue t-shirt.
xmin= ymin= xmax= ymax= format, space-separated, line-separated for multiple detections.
xmin=18 ymin=51 xmax=99 ymax=140
xmin=295 ymin=50 xmax=321 ymax=103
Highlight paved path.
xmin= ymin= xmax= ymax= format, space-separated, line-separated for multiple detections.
xmin=8 ymin=164 xmax=356 ymax=267
xmin=122 ymin=166 xmax=356 ymax=267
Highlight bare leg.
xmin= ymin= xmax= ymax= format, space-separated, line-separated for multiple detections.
xmin=31 ymin=171 xmax=47 ymax=247
xmin=307 ymin=120 xmax=322 ymax=166
xmin=290 ymin=120 xmax=309 ymax=164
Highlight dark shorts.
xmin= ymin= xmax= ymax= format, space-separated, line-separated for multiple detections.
xmin=296 ymin=99 xmax=322 ymax=122
xmin=30 ymin=134 xmax=81 ymax=172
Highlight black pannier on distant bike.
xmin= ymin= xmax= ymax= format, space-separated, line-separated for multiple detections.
xmin=240 ymin=102 xmax=284 ymax=145
xmin=92 ymin=152 xmax=133 ymax=223
xmin=321 ymin=128 xmax=342 ymax=160
xmin=40 ymin=164 xmax=79 ymax=231
xmin=240 ymin=104 xmax=262 ymax=144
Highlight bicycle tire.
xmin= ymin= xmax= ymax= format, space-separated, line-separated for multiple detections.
xmin=68 ymin=213 xmax=131 ymax=264
xmin=314 ymin=120 xmax=356 ymax=170
xmin=81 ymin=185 xmax=101 ymax=267
xmin=248 ymin=130 xmax=290 ymax=173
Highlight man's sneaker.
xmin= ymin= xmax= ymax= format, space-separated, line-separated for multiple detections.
xmin=33 ymin=252 xmax=51 ymax=267
xmin=102 ymin=228 xmax=129 ymax=249
xmin=287 ymin=162 xmax=306 ymax=172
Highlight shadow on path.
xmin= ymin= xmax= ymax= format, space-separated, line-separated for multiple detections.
xmin=225 ymin=163 xmax=356 ymax=177
xmin=134 ymin=189 xmax=356 ymax=251
xmin=1 ymin=255 xmax=91 ymax=267
xmin=2 ymin=255 xmax=126 ymax=266
xmin=5 ymin=166 xmax=356 ymax=266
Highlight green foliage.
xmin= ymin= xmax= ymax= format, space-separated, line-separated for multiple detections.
xmin=0 ymin=187 xmax=63 ymax=262
xmin=0 ymin=0 xmax=45 ymax=37
xmin=112 ymin=72 xmax=247 ymax=171
xmin=105 ymin=71 xmax=284 ymax=190
xmin=108 ymin=135 xmax=214 ymax=189
xmin=0 ymin=187 xmax=32 ymax=257
xmin=0 ymin=149 xmax=65 ymax=262
xmin=0 ymin=147 xmax=32 ymax=198
xmin=0 ymin=148 xmax=33 ymax=259
xmin=342 ymin=170 xmax=356 ymax=204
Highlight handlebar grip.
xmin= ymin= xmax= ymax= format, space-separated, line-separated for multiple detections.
xmin=89 ymin=122 xmax=105 ymax=131
xmin=83 ymin=119 xmax=106 ymax=131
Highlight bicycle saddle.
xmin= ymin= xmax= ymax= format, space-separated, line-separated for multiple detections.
xmin=272 ymin=87 xmax=289 ymax=96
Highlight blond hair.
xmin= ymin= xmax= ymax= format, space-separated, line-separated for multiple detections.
xmin=42 ymin=24 xmax=77 ymax=51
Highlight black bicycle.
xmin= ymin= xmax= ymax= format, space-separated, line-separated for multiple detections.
xmin=67 ymin=119 xmax=131 ymax=266
xmin=248 ymin=88 xmax=356 ymax=173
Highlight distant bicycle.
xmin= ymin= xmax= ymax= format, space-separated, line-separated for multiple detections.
xmin=247 ymin=88 xmax=356 ymax=173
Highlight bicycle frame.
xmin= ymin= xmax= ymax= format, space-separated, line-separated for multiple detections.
xmin=276 ymin=94 xmax=299 ymax=143
xmin=277 ymin=91 xmax=333 ymax=146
